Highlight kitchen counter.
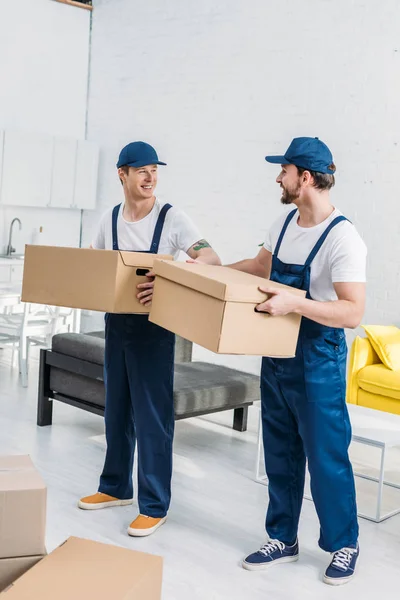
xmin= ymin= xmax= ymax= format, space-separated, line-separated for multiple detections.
xmin=0 ymin=257 xmax=24 ymax=266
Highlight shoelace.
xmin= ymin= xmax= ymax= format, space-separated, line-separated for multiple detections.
xmin=331 ymin=548 xmax=357 ymax=570
xmin=259 ymin=539 xmax=285 ymax=557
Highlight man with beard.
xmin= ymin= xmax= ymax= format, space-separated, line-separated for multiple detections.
xmin=229 ymin=137 xmax=366 ymax=585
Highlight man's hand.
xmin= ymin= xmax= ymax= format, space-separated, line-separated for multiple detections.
xmin=136 ymin=271 xmax=155 ymax=306
xmin=186 ymin=257 xmax=210 ymax=265
xmin=256 ymin=286 xmax=301 ymax=316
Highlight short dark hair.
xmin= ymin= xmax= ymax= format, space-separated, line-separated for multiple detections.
xmin=118 ymin=165 xmax=129 ymax=185
xmin=296 ymin=164 xmax=336 ymax=191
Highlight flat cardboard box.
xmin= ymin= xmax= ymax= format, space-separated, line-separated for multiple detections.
xmin=149 ymin=261 xmax=306 ymax=356
xmin=21 ymin=245 xmax=173 ymax=314
xmin=1 ymin=537 xmax=163 ymax=599
xmin=0 ymin=455 xmax=46 ymax=559
xmin=0 ymin=555 xmax=44 ymax=593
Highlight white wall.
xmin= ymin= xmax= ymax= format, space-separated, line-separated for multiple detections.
xmin=83 ymin=0 xmax=400 ymax=373
xmin=0 ymin=0 xmax=91 ymax=253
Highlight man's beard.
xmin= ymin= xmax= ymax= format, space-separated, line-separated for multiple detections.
xmin=280 ymin=181 xmax=301 ymax=205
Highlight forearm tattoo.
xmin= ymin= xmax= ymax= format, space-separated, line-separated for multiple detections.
xmin=193 ymin=239 xmax=211 ymax=251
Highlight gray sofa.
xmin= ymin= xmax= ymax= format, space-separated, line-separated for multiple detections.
xmin=38 ymin=331 xmax=260 ymax=431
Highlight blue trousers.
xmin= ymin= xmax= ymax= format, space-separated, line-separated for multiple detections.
xmin=261 ymin=327 xmax=359 ymax=552
xmin=99 ymin=314 xmax=175 ymax=517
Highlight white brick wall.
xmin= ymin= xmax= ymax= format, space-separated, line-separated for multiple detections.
xmin=83 ymin=0 xmax=400 ymax=372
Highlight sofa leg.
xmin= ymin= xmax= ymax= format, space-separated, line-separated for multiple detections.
xmin=37 ymin=349 xmax=53 ymax=426
xmin=233 ymin=406 xmax=248 ymax=432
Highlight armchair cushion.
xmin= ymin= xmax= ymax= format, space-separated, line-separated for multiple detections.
xmin=362 ymin=325 xmax=400 ymax=371
xmin=346 ymin=336 xmax=380 ymax=405
xmin=358 ymin=364 xmax=400 ymax=401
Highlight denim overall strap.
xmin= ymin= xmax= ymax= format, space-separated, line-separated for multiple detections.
xmin=148 ymin=203 xmax=172 ymax=253
xmin=273 ymin=209 xmax=297 ymax=258
xmin=111 ymin=202 xmax=172 ymax=253
xmin=111 ymin=203 xmax=122 ymax=251
xmin=304 ymin=216 xmax=348 ymax=267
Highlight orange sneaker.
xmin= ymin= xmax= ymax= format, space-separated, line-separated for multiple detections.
xmin=78 ymin=492 xmax=133 ymax=510
xmin=127 ymin=515 xmax=167 ymax=537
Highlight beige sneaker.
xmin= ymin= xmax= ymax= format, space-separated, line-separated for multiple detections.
xmin=127 ymin=515 xmax=167 ymax=537
xmin=78 ymin=492 xmax=133 ymax=510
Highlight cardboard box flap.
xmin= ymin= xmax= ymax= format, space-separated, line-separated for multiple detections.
xmin=119 ymin=251 xmax=173 ymax=269
xmin=0 ymin=555 xmax=45 ymax=594
xmin=2 ymin=537 xmax=163 ymax=599
xmin=153 ymin=260 xmax=306 ymax=302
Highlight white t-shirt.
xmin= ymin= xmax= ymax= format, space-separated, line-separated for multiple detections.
xmin=92 ymin=198 xmax=202 ymax=260
xmin=264 ymin=208 xmax=367 ymax=301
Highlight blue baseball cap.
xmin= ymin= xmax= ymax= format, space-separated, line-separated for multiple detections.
xmin=116 ymin=141 xmax=167 ymax=169
xmin=265 ymin=137 xmax=335 ymax=174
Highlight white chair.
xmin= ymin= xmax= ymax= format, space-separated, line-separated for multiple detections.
xmin=0 ymin=303 xmax=81 ymax=387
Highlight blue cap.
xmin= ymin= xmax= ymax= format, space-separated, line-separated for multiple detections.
xmin=265 ymin=137 xmax=335 ymax=174
xmin=116 ymin=141 xmax=167 ymax=169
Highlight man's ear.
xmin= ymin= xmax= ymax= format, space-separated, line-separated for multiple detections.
xmin=302 ymin=169 xmax=313 ymax=186
xmin=117 ymin=167 xmax=126 ymax=185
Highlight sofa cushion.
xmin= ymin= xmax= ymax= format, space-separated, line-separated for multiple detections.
xmin=52 ymin=332 xmax=193 ymax=366
xmin=358 ymin=364 xmax=400 ymax=401
xmin=362 ymin=325 xmax=400 ymax=371
xmin=174 ymin=362 xmax=259 ymax=416
xmin=50 ymin=368 xmax=106 ymax=407
xmin=52 ymin=333 xmax=105 ymax=365
xmin=49 ymin=361 xmax=259 ymax=415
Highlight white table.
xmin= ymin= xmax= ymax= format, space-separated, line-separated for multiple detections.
xmin=255 ymin=403 xmax=400 ymax=523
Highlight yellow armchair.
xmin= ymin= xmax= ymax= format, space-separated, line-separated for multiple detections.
xmin=347 ymin=336 xmax=400 ymax=415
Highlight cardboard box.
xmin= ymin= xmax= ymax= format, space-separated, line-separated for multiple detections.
xmin=21 ymin=245 xmax=173 ymax=314
xmin=149 ymin=261 xmax=306 ymax=356
xmin=0 ymin=455 xmax=46 ymax=559
xmin=0 ymin=555 xmax=44 ymax=593
xmin=1 ymin=537 xmax=163 ymax=599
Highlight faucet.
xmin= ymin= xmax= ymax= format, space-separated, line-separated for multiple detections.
xmin=6 ymin=218 xmax=22 ymax=256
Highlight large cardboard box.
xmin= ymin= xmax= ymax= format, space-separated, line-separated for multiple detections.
xmin=0 ymin=455 xmax=46 ymax=559
xmin=21 ymin=245 xmax=172 ymax=314
xmin=1 ymin=537 xmax=163 ymax=599
xmin=149 ymin=261 xmax=306 ymax=356
xmin=0 ymin=555 xmax=44 ymax=593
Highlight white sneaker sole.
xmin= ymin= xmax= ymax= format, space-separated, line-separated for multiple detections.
xmin=242 ymin=555 xmax=299 ymax=571
xmin=127 ymin=516 xmax=167 ymax=537
xmin=323 ymin=573 xmax=354 ymax=586
xmin=78 ymin=498 xmax=133 ymax=510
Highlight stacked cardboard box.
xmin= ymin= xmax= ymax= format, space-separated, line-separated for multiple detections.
xmin=0 ymin=455 xmax=47 ymax=593
xmin=0 ymin=458 xmax=163 ymax=598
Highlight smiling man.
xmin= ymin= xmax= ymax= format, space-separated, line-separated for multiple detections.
xmin=78 ymin=141 xmax=220 ymax=537
xmin=230 ymin=137 xmax=367 ymax=585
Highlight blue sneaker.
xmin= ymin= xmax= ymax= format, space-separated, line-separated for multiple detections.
xmin=242 ymin=538 xmax=299 ymax=571
xmin=323 ymin=545 xmax=359 ymax=586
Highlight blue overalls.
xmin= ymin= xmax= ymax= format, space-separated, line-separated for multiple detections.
xmin=261 ymin=209 xmax=359 ymax=553
xmin=98 ymin=202 xmax=175 ymax=518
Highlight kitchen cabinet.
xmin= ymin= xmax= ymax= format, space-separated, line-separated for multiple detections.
xmin=0 ymin=130 xmax=99 ymax=210
xmin=0 ymin=131 xmax=53 ymax=207
xmin=72 ymin=140 xmax=99 ymax=209
xmin=49 ymin=137 xmax=77 ymax=208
